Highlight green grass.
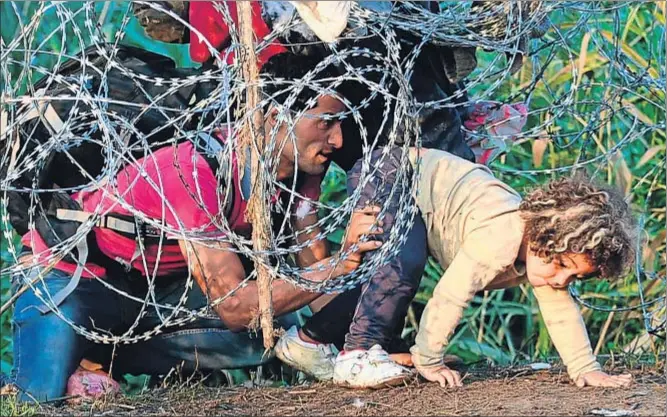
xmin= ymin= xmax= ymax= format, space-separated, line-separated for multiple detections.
xmin=0 ymin=231 xmax=20 ymax=377
xmin=0 ymin=393 xmax=38 ymax=417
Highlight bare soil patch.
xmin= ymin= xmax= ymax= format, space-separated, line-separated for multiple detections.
xmin=38 ymin=364 xmax=665 ymax=416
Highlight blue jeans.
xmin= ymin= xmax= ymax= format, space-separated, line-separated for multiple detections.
xmin=302 ymin=148 xmax=428 ymax=351
xmin=9 ymin=266 xmax=300 ymax=403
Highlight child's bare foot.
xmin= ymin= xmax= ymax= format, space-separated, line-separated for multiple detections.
xmin=389 ymin=353 xmax=413 ymax=367
xmin=388 ymin=353 xmax=462 ymax=368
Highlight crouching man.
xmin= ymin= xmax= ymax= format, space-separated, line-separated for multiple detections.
xmin=8 ymin=53 xmax=381 ymax=402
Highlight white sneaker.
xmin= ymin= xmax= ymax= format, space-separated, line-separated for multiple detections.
xmin=274 ymin=326 xmax=337 ymax=381
xmin=333 ymin=345 xmax=414 ymax=389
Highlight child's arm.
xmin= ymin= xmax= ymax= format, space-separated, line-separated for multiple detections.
xmin=410 ymin=209 xmax=524 ymax=386
xmin=411 ymin=247 xmax=505 ymax=383
xmin=532 ymin=285 xmax=600 ymax=379
xmin=533 ymin=285 xmax=631 ymax=387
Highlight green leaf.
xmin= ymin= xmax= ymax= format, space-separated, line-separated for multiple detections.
xmin=326 ymin=229 xmax=345 ymax=245
xmin=121 ymin=374 xmax=151 ymax=396
xmin=1 ymin=358 xmax=13 ymax=375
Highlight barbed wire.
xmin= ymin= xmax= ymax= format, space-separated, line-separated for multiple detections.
xmin=0 ymin=1 xmax=664 ymax=345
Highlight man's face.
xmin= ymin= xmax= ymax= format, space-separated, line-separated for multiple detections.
xmin=276 ymin=95 xmax=345 ymax=176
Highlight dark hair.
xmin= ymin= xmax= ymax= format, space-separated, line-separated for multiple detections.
xmin=260 ymin=53 xmax=343 ymax=112
xmin=520 ymin=176 xmax=637 ymax=279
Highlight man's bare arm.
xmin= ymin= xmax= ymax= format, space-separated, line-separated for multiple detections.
xmin=293 ymin=211 xmax=329 ymax=267
xmin=179 ymin=241 xmax=378 ymax=332
xmin=179 ymin=240 xmax=327 ymax=332
xmin=179 ymin=206 xmax=383 ymax=332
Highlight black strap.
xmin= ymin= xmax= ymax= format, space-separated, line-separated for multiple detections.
xmin=194 ymin=132 xmax=234 ymax=219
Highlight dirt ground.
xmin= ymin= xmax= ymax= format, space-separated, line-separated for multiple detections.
xmin=39 ymin=364 xmax=665 ymax=416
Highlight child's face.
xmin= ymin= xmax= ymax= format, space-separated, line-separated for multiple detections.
xmin=525 ymin=252 xmax=598 ymax=289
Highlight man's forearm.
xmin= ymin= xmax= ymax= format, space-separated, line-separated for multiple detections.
xmin=225 ymin=255 xmax=358 ymax=329
xmin=204 ymin=255 xmax=353 ymax=331
xmin=293 ymin=213 xmax=329 ymax=267
xmin=295 ymin=238 xmax=329 ymax=267
xmin=201 ymin=278 xmax=319 ymax=331
xmin=270 ymin=278 xmax=322 ymax=316
xmin=182 ymin=237 xmax=360 ymax=331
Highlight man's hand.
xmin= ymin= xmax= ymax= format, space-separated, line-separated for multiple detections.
xmin=575 ymin=371 xmax=633 ymax=388
xmin=416 ymin=364 xmax=463 ymax=388
xmin=341 ymin=205 xmax=383 ymax=268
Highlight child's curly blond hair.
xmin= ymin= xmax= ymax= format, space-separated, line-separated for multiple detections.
xmin=519 ymin=176 xmax=636 ymax=278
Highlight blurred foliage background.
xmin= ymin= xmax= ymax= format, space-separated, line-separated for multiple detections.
xmin=1 ymin=1 xmax=665 ymax=391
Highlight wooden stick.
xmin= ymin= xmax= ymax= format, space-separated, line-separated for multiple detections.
xmin=237 ymin=1 xmax=274 ymax=349
xmin=0 ymin=282 xmax=31 ymax=316
xmin=0 ymin=260 xmax=58 ymax=315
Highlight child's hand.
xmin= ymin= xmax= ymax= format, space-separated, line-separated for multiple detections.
xmin=575 ymin=371 xmax=633 ymax=388
xmin=416 ymin=364 xmax=463 ymax=388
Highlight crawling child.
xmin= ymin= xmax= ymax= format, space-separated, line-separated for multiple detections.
xmin=406 ymin=147 xmax=635 ymax=388
xmin=275 ymin=147 xmax=635 ymax=389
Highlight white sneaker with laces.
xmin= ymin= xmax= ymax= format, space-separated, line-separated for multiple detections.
xmin=333 ymin=345 xmax=414 ymax=389
xmin=274 ymin=326 xmax=337 ymax=381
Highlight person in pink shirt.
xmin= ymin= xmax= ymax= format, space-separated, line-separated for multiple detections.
xmin=8 ymin=53 xmax=381 ymax=402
